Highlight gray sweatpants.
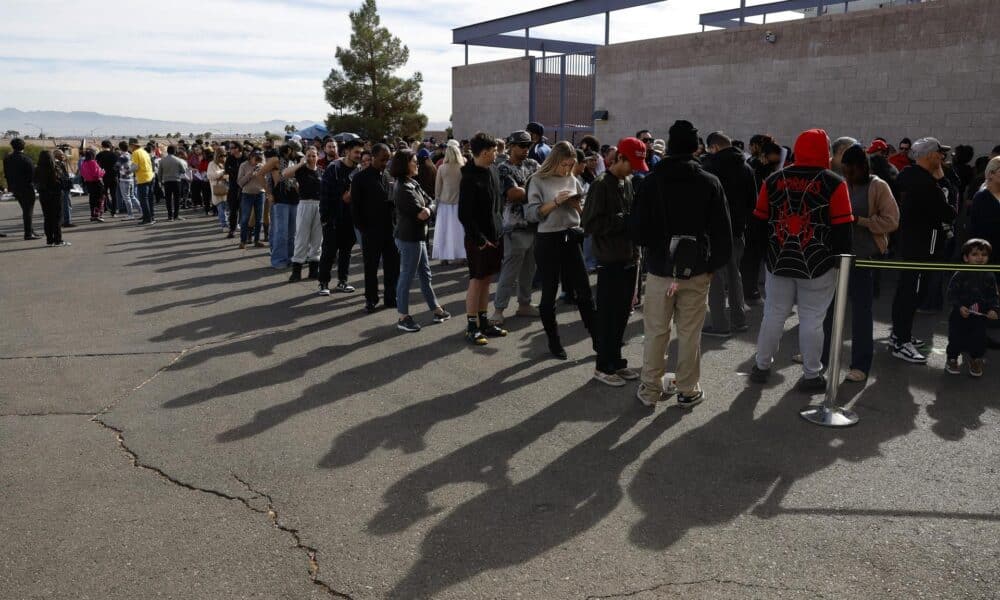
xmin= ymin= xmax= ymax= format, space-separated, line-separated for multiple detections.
xmin=708 ymin=236 xmax=746 ymax=331
xmin=293 ymin=200 xmax=322 ymax=264
xmin=493 ymin=229 xmax=536 ymax=311
xmin=755 ymin=269 xmax=837 ymax=379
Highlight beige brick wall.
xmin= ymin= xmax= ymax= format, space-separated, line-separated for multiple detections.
xmin=452 ymin=57 xmax=532 ymax=141
xmin=594 ymin=0 xmax=1000 ymax=153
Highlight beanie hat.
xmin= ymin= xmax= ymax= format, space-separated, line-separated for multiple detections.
xmin=667 ymin=120 xmax=699 ymax=155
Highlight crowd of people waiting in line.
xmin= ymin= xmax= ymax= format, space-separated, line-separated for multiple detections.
xmin=4 ymin=122 xmax=1000 ymax=408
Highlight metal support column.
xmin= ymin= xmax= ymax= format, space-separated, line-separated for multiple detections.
xmin=739 ymin=0 xmax=746 ymax=25
xmin=604 ymin=11 xmax=610 ymax=45
xmin=525 ymin=28 xmax=530 ymax=56
xmin=464 ymin=42 xmax=468 ymax=65
xmin=528 ymin=58 xmax=537 ymax=124
xmin=558 ymin=54 xmax=567 ymax=143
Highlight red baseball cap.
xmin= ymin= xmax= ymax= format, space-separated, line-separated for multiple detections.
xmin=617 ymin=137 xmax=649 ymax=173
xmin=866 ymin=139 xmax=889 ymax=154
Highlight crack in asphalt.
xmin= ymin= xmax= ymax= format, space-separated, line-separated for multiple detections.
xmin=91 ymin=416 xmax=354 ymax=599
xmin=584 ymin=576 xmax=828 ymax=599
xmin=231 ymin=474 xmax=355 ymax=599
xmin=0 ymin=411 xmax=96 ymax=417
xmin=0 ymin=351 xmax=183 ymax=360
xmin=78 ymin=330 xmax=356 ymax=598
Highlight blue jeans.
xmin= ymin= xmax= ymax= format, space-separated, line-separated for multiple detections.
xmin=395 ymin=239 xmax=439 ymax=316
xmin=61 ymin=190 xmax=73 ymax=225
xmin=240 ymin=192 xmax=265 ymax=243
xmin=118 ymin=179 xmax=139 ymax=217
xmin=270 ymin=203 xmax=297 ymax=268
xmin=822 ymin=266 xmax=874 ymax=374
xmin=136 ymin=182 xmax=154 ymax=222
xmin=216 ymin=200 xmax=228 ymax=228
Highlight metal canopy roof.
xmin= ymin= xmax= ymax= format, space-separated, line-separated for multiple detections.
xmin=453 ymin=0 xmax=666 ymax=60
xmin=700 ymin=0 xmax=922 ymax=29
xmin=454 ymin=0 xmax=923 ymax=63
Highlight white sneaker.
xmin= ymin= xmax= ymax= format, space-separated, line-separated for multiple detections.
xmin=594 ymin=370 xmax=627 ymax=387
xmin=318 ymin=285 xmax=331 ymax=296
xmin=892 ymin=342 xmax=927 ymax=364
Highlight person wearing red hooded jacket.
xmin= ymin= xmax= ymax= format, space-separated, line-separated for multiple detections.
xmin=748 ymin=129 xmax=855 ymax=392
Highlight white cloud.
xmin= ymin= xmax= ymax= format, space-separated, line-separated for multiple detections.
xmin=0 ymin=0 xmax=802 ymax=124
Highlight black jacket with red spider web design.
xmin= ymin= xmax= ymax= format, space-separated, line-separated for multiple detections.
xmin=752 ymin=166 xmax=854 ymax=279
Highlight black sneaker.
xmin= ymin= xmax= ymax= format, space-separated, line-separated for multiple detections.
xmin=797 ymin=375 xmax=827 ymax=393
xmin=397 ymin=315 xmax=421 ymax=332
xmin=701 ymin=325 xmax=732 ymax=338
xmin=749 ymin=364 xmax=770 ymax=383
xmin=433 ymin=309 xmax=451 ymax=323
xmin=335 ymin=281 xmax=356 ymax=293
xmin=481 ymin=323 xmax=507 ymax=337
xmin=364 ymin=302 xmax=380 ymax=314
xmin=889 ymin=333 xmax=927 ymax=349
xmin=676 ymin=390 xmax=704 ymax=409
xmin=733 ymin=324 xmax=749 ymax=333
xmin=466 ymin=329 xmax=488 ymax=345
xmin=945 ymin=358 xmax=960 ymax=375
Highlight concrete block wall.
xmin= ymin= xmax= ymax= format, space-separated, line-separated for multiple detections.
xmin=452 ymin=57 xmax=532 ymax=141
xmin=589 ymin=0 xmax=999 ymax=154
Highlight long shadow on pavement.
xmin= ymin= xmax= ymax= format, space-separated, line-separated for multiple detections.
xmin=318 ymin=358 xmax=576 ymax=468
xmin=627 ymin=373 xmax=918 ymax=552
xmin=378 ymin=388 xmax=683 ymax=599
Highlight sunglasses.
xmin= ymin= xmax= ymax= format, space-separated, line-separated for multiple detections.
xmin=640 ymin=138 xmax=653 ymax=143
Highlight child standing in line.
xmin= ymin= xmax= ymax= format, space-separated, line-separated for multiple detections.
xmin=946 ymin=238 xmax=1000 ymax=377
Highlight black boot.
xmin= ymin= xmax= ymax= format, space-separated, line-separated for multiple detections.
xmin=479 ymin=312 xmax=507 ymax=338
xmin=307 ymin=261 xmax=319 ymax=280
xmin=541 ymin=312 xmax=566 ymax=360
xmin=465 ymin=316 xmax=488 ymax=346
xmin=288 ymin=262 xmax=303 ymax=282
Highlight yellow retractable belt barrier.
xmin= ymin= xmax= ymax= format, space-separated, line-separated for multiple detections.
xmin=854 ymin=259 xmax=1000 ymax=272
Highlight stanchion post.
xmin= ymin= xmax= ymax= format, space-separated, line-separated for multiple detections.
xmin=800 ymin=254 xmax=859 ymax=427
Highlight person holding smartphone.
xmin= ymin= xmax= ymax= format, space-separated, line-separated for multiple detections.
xmin=525 ymin=141 xmax=595 ymax=359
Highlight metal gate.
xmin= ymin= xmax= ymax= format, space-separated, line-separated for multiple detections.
xmin=529 ymin=53 xmax=596 ymax=145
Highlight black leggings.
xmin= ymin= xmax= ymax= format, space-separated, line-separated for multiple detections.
xmin=534 ymin=231 xmax=595 ymax=343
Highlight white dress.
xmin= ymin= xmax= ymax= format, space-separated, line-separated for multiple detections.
xmin=432 ymin=163 xmax=466 ymax=260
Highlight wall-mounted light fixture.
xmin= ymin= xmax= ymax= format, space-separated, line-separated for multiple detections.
xmin=592 ymin=110 xmax=609 ymax=121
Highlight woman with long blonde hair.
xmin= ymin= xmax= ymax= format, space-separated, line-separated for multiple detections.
xmin=525 ymin=141 xmax=595 ymax=359
xmin=432 ymin=141 xmax=468 ymax=263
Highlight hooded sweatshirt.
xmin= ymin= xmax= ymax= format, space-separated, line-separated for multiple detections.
xmin=458 ymin=162 xmax=503 ymax=246
xmin=752 ymin=129 xmax=854 ymax=279
xmin=631 ymin=154 xmax=733 ymax=278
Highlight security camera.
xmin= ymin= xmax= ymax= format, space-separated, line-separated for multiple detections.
xmin=764 ymin=31 xmax=777 ymax=43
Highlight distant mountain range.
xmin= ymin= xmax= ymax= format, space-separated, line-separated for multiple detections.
xmin=0 ymin=108 xmax=451 ymax=138
xmin=0 ymin=108 xmax=317 ymax=137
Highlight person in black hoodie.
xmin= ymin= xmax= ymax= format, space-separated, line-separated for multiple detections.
xmin=632 ymin=120 xmax=732 ymax=409
xmin=581 ymin=136 xmax=645 ymax=386
xmin=318 ymin=139 xmax=362 ymax=295
xmin=749 ymin=129 xmax=854 ymax=391
xmin=96 ymin=140 xmax=119 ymax=217
xmin=3 ymin=138 xmax=39 ymax=239
xmin=458 ymin=132 xmax=508 ymax=346
xmin=701 ymin=131 xmax=757 ymax=336
xmin=350 ymin=143 xmax=400 ymax=313
xmin=889 ymin=137 xmax=959 ymax=363
xmin=224 ymin=143 xmax=244 ymax=238
xmin=33 ymin=150 xmax=70 ymax=246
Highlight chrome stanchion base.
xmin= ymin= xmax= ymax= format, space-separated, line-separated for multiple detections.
xmin=799 ymin=405 xmax=859 ymax=427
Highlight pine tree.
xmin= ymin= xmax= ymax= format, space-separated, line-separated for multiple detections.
xmin=323 ymin=0 xmax=427 ymax=141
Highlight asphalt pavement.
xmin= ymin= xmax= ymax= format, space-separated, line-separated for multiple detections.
xmin=1 ymin=196 xmax=997 ymax=599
